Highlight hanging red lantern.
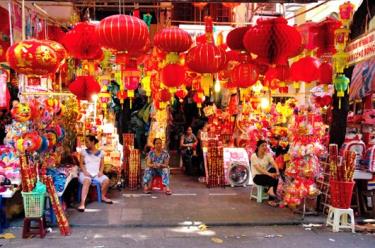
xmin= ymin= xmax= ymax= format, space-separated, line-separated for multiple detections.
xmin=192 ymin=2 xmax=208 ymax=10
xmin=159 ymin=88 xmax=172 ymax=102
xmin=296 ymin=22 xmax=318 ymax=51
xmin=222 ymin=3 xmax=240 ymax=8
xmin=339 ymin=1 xmax=355 ymax=27
xmin=264 ymin=65 xmax=290 ymax=90
xmin=68 ymin=76 xmax=101 ymax=101
xmin=226 ymin=26 xmax=249 ymax=51
xmin=231 ymin=62 xmax=259 ymax=88
xmin=154 ymin=27 xmax=192 ymax=53
xmin=289 ymin=56 xmax=321 ymax=83
xmin=96 ymin=14 xmax=149 ymax=53
xmin=186 ymin=43 xmax=227 ymax=73
xmin=243 ymin=17 xmax=302 ymax=65
xmin=161 ymin=64 xmax=186 ymax=89
xmin=116 ymin=90 xmax=128 ymax=104
xmin=175 ymin=88 xmax=188 ymax=102
xmin=193 ymin=91 xmax=205 ymax=108
xmin=311 ymin=17 xmax=341 ymax=57
xmin=318 ymin=62 xmax=333 ymax=85
xmin=62 ymin=22 xmax=101 ymax=60
xmin=6 ymin=39 xmax=59 ymax=76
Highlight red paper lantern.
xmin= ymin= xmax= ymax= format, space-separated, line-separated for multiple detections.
xmin=186 ymin=43 xmax=227 ymax=73
xmin=117 ymin=90 xmax=128 ymax=103
xmin=318 ymin=62 xmax=333 ymax=85
xmin=222 ymin=3 xmax=240 ymax=8
xmin=62 ymin=22 xmax=101 ymax=60
xmin=6 ymin=39 xmax=59 ymax=75
xmin=42 ymin=40 xmax=67 ymax=66
xmin=158 ymin=88 xmax=172 ymax=102
xmin=243 ymin=17 xmax=302 ymax=65
xmin=127 ymin=38 xmax=151 ymax=58
xmin=193 ymin=91 xmax=205 ymax=108
xmin=264 ymin=65 xmax=290 ymax=85
xmin=226 ymin=26 xmax=249 ymax=51
xmin=296 ymin=22 xmax=318 ymax=51
xmin=68 ymin=76 xmax=101 ymax=101
xmin=192 ymin=2 xmax=208 ymax=10
xmin=290 ymin=56 xmax=320 ymax=83
xmin=154 ymin=27 xmax=192 ymax=53
xmin=175 ymin=88 xmax=188 ymax=102
xmin=311 ymin=17 xmax=341 ymax=57
xmin=161 ymin=64 xmax=186 ymax=88
xmin=231 ymin=62 xmax=259 ymax=88
xmin=96 ymin=14 xmax=149 ymax=53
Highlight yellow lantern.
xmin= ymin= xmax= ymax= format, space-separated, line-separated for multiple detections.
xmin=333 ymin=51 xmax=348 ymax=73
xmin=201 ymin=74 xmax=213 ymax=96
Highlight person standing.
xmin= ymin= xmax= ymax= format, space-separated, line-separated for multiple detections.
xmin=78 ymin=135 xmax=112 ymax=212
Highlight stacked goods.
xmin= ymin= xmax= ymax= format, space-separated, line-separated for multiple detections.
xmin=19 ymin=155 xmax=35 ymax=192
xmin=123 ymin=133 xmax=135 ymax=187
xmin=329 ymin=148 xmax=356 ymax=209
xmin=44 ymin=176 xmax=70 ymax=236
xmin=206 ymin=142 xmax=225 ymax=188
xmin=128 ymin=149 xmax=141 ymax=190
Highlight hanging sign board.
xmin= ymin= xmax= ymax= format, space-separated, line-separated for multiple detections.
xmin=346 ymin=30 xmax=375 ymax=66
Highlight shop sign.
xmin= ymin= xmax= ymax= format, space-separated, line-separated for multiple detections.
xmin=346 ymin=30 xmax=375 ymax=65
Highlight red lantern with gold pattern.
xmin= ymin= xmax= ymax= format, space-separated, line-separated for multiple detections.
xmin=154 ymin=27 xmax=192 ymax=53
xmin=62 ymin=22 xmax=101 ymax=60
xmin=161 ymin=64 xmax=186 ymax=88
xmin=96 ymin=14 xmax=149 ymax=53
xmin=226 ymin=26 xmax=250 ymax=51
xmin=231 ymin=62 xmax=259 ymax=88
xmin=175 ymin=88 xmax=188 ymax=102
xmin=186 ymin=43 xmax=227 ymax=73
xmin=6 ymin=39 xmax=59 ymax=75
xmin=243 ymin=17 xmax=302 ymax=65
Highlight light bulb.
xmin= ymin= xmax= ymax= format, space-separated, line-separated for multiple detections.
xmin=214 ymin=80 xmax=221 ymax=93
xmin=261 ymin=98 xmax=269 ymax=109
xmin=91 ymin=94 xmax=98 ymax=102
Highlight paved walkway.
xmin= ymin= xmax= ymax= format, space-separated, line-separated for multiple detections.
xmin=64 ymin=171 xmax=323 ymax=228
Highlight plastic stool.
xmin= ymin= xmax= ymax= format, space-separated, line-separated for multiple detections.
xmin=77 ymin=179 xmax=102 ymax=203
xmin=151 ymin=176 xmax=164 ymax=191
xmin=22 ymin=217 xmax=47 ymax=239
xmin=250 ymin=184 xmax=269 ymax=203
xmin=326 ymin=206 xmax=355 ymax=233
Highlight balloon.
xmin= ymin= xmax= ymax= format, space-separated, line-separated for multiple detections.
xmin=38 ymin=136 xmax=49 ymax=153
xmin=11 ymin=103 xmax=31 ymax=122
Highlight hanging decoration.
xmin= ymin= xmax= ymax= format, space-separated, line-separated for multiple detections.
xmin=289 ymin=56 xmax=320 ymax=87
xmin=186 ymin=16 xmax=227 ymax=96
xmin=154 ymin=27 xmax=192 ymax=54
xmin=311 ymin=17 xmax=341 ymax=58
xmin=243 ymin=17 xmax=302 ymax=66
xmin=226 ymin=26 xmax=250 ymax=52
xmin=333 ymin=74 xmax=349 ymax=108
xmin=264 ymin=65 xmax=290 ymax=93
xmin=68 ymin=76 xmax=101 ymax=101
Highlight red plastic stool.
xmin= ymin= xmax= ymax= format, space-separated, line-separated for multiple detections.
xmin=151 ymin=176 xmax=164 ymax=191
xmin=22 ymin=217 xmax=47 ymax=239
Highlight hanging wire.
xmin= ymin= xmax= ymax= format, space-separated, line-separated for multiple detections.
xmin=118 ymin=0 xmax=121 ymax=14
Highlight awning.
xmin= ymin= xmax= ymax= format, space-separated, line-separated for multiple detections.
xmin=350 ymin=58 xmax=375 ymax=100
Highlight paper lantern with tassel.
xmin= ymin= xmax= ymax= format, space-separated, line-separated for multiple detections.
xmin=226 ymin=26 xmax=249 ymax=51
xmin=311 ymin=17 xmax=341 ymax=57
xmin=339 ymin=1 xmax=355 ymax=27
xmin=117 ymin=90 xmax=128 ymax=104
xmin=96 ymin=14 xmax=149 ymax=53
xmin=157 ymin=88 xmax=172 ymax=109
xmin=243 ymin=17 xmax=302 ymax=66
xmin=161 ymin=64 xmax=186 ymax=91
xmin=193 ymin=91 xmax=205 ymax=109
xmin=68 ymin=76 xmax=101 ymax=101
xmin=62 ymin=22 xmax=101 ymax=60
xmin=175 ymin=87 xmax=188 ymax=102
xmin=231 ymin=62 xmax=259 ymax=88
xmin=154 ymin=27 xmax=192 ymax=53
xmin=289 ymin=56 xmax=320 ymax=86
xmin=186 ymin=43 xmax=227 ymax=74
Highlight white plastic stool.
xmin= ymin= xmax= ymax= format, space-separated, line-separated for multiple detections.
xmin=250 ymin=184 xmax=269 ymax=203
xmin=326 ymin=206 xmax=355 ymax=233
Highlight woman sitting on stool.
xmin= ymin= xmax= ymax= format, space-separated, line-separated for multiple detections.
xmin=143 ymin=138 xmax=172 ymax=195
xmin=78 ymin=135 xmax=112 ymax=212
xmin=251 ymin=140 xmax=280 ymax=207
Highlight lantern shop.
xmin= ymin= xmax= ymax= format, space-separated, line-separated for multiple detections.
xmin=0 ymin=0 xmax=374 ymax=238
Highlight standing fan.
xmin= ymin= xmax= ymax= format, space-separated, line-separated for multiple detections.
xmin=228 ymin=162 xmax=250 ymax=187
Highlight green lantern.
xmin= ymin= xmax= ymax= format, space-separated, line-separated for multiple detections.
xmin=333 ymin=74 xmax=350 ymax=109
